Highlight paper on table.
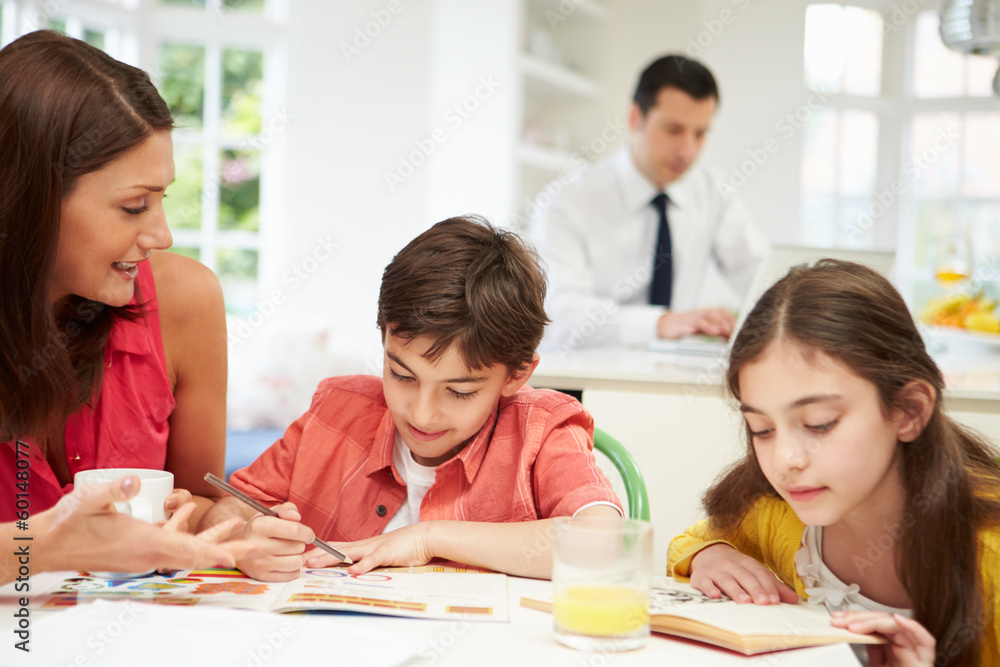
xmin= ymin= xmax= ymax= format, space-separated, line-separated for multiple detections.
xmin=0 ymin=599 xmax=429 ymax=667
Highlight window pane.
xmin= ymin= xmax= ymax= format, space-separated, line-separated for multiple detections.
xmin=802 ymin=107 xmax=838 ymax=196
xmin=222 ymin=49 xmax=263 ymax=137
xmin=801 ymin=197 xmax=837 ymax=247
xmin=159 ymin=43 xmax=205 ymax=130
xmin=804 ymin=5 xmax=844 ymax=93
xmin=962 ymin=113 xmax=1000 ymax=197
xmin=83 ymin=29 xmax=105 ymax=51
xmin=169 ymin=247 xmax=201 ymax=261
xmin=913 ymin=11 xmax=964 ymax=98
xmin=165 ymin=143 xmax=203 ymax=230
xmin=966 ymin=201 xmax=1000 ymax=290
xmin=839 ymin=198 xmax=877 ymax=247
xmin=49 ymin=19 xmax=67 ymax=32
xmin=841 ymin=7 xmax=882 ymax=96
xmin=219 ymin=149 xmax=260 ymax=232
xmin=839 ymin=110 xmax=878 ymax=196
xmin=967 ymin=54 xmax=998 ymax=97
xmin=223 ymin=0 xmax=266 ymax=12
xmin=910 ymin=113 xmax=961 ymax=197
xmin=913 ymin=199 xmax=960 ymax=268
xmin=218 ymin=248 xmax=258 ymax=315
xmin=161 ymin=0 xmax=205 ymax=5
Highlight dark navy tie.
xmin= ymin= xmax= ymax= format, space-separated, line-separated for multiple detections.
xmin=648 ymin=192 xmax=673 ymax=307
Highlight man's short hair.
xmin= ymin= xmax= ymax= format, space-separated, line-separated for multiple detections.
xmin=633 ymin=54 xmax=719 ymax=115
xmin=377 ymin=215 xmax=549 ymax=375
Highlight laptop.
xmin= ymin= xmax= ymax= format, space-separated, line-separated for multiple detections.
xmin=648 ymin=244 xmax=897 ymax=356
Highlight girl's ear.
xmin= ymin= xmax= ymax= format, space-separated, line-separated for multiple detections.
xmin=501 ymin=353 xmax=540 ymax=397
xmin=896 ymin=379 xmax=937 ymax=443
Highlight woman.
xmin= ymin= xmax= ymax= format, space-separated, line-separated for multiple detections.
xmin=0 ymin=30 xmax=227 ymax=527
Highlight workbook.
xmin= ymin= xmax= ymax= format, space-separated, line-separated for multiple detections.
xmin=521 ymin=578 xmax=884 ymax=655
xmin=35 ymin=563 xmax=509 ymax=622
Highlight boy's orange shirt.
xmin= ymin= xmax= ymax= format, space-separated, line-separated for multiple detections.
xmin=229 ymin=375 xmax=620 ymax=540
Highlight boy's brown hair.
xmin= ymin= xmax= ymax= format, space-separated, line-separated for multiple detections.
xmin=377 ymin=215 xmax=548 ymax=374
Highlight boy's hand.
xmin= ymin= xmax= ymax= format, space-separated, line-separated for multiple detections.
xmin=689 ymin=543 xmax=798 ymax=605
xmin=831 ymin=611 xmax=935 ymax=667
xmin=305 ymin=523 xmax=434 ymax=575
xmin=231 ymin=502 xmax=314 ymax=581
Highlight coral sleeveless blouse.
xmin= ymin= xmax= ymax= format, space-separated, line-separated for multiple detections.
xmin=0 ymin=261 xmax=175 ymax=520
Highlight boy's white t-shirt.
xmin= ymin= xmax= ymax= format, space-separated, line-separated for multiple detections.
xmin=382 ymin=431 xmax=438 ymax=533
xmin=382 ymin=429 xmax=623 ymax=534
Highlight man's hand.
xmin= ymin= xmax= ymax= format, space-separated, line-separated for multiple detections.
xmin=657 ymin=308 xmax=735 ymax=339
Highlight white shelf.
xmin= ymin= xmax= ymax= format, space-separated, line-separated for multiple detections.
xmin=519 ymin=54 xmax=601 ymax=100
xmin=516 ymin=142 xmax=577 ymax=172
xmin=532 ymin=0 xmax=608 ymax=21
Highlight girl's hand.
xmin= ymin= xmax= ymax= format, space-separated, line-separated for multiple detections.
xmin=306 ymin=523 xmax=433 ymax=575
xmin=689 ymin=543 xmax=799 ymax=605
xmin=831 ymin=611 xmax=935 ymax=667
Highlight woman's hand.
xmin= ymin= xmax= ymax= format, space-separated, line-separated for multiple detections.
xmin=161 ymin=488 xmax=194 ymax=529
xmin=689 ymin=543 xmax=799 ymax=605
xmin=28 ymin=476 xmax=257 ymax=578
xmin=831 ymin=611 xmax=935 ymax=667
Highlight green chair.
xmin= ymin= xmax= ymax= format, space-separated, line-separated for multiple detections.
xmin=593 ymin=427 xmax=650 ymax=522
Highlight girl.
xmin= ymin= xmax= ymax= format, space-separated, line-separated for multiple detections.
xmin=0 ymin=31 xmax=227 ymax=527
xmin=668 ymin=260 xmax=1000 ymax=666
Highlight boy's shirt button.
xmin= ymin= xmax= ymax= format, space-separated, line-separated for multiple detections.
xmin=376 ymin=505 xmax=387 ymax=516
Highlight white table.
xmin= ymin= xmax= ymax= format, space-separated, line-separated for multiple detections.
xmin=531 ymin=345 xmax=1000 ymax=570
xmin=0 ymin=572 xmax=859 ymax=666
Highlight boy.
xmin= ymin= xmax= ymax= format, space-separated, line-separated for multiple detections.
xmin=200 ymin=216 xmax=622 ymax=581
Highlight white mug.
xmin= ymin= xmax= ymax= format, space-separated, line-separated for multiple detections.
xmin=73 ymin=468 xmax=174 ymax=523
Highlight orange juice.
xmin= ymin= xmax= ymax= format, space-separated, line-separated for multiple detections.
xmin=553 ymin=586 xmax=650 ymax=636
xmin=935 ymin=269 xmax=968 ymax=287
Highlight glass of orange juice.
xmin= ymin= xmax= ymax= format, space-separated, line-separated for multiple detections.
xmin=552 ymin=517 xmax=652 ymax=652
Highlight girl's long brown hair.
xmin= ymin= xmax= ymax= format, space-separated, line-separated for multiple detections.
xmin=0 ymin=31 xmax=173 ymax=448
xmin=706 ymin=259 xmax=1000 ymax=666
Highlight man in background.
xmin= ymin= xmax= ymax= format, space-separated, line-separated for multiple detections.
xmin=530 ymin=54 xmax=768 ymax=351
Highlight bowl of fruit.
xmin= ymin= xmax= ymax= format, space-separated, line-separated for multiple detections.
xmin=920 ymin=293 xmax=1000 ymax=352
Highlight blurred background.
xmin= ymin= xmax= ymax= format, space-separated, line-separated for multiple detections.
xmin=2 ymin=0 xmax=998 ymax=429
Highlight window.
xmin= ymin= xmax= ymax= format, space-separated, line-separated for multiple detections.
xmin=4 ymin=0 xmax=287 ymax=317
xmin=800 ymin=4 xmax=1000 ymax=308
xmin=158 ymin=39 xmax=268 ymax=315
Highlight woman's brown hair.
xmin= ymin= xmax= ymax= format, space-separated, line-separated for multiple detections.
xmin=705 ymin=259 xmax=1000 ymax=666
xmin=0 ymin=31 xmax=173 ymax=447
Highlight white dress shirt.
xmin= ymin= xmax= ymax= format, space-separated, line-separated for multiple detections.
xmin=530 ymin=145 xmax=768 ymax=351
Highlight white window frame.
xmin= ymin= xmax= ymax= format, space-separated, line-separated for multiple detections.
xmin=802 ymin=0 xmax=999 ymax=304
xmin=3 ymin=0 xmax=289 ymax=313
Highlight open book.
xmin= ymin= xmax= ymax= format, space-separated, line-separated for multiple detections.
xmin=522 ymin=578 xmax=884 ymax=655
xmin=35 ymin=563 xmax=509 ymax=622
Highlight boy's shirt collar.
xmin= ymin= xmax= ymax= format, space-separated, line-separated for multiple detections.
xmin=364 ymin=403 xmax=502 ymax=485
